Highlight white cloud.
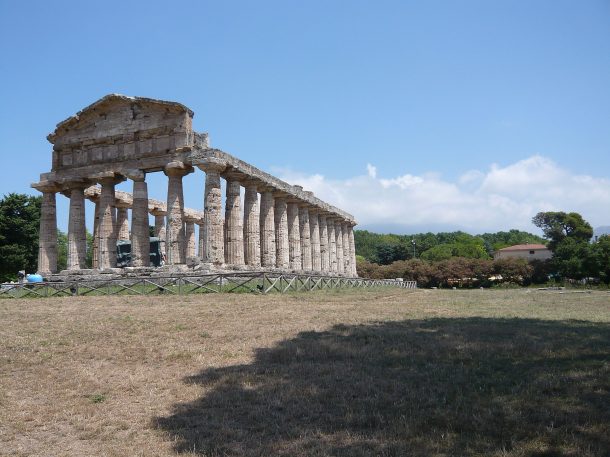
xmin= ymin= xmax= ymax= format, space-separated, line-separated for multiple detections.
xmin=275 ymin=156 xmax=610 ymax=234
xmin=366 ymin=163 xmax=377 ymax=179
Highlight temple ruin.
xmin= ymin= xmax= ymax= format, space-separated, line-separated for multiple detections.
xmin=32 ymin=94 xmax=358 ymax=277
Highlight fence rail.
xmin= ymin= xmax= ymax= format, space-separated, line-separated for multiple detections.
xmin=0 ymin=273 xmax=416 ymax=299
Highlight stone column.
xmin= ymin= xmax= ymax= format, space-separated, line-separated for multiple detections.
xmin=259 ymin=189 xmax=276 ymax=268
xmin=310 ymin=209 xmax=321 ymax=271
xmin=274 ymin=195 xmax=289 ymax=269
xmin=66 ymin=185 xmax=87 ymax=270
xmin=243 ymin=181 xmax=261 ymax=267
xmin=319 ymin=214 xmax=329 ymax=272
xmin=348 ymin=224 xmax=357 ymax=277
xmin=130 ymin=173 xmax=150 ymax=267
xmin=199 ymin=161 xmax=226 ymax=265
xmin=299 ymin=205 xmax=312 ymax=271
xmin=33 ymin=183 xmax=59 ymax=275
xmin=184 ymin=216 xmax=197 ymax=259
xmin=164 ymin=161 xmax=193 ymax=265
xmin=96 ymin=175 xmax=124 ymax=269
xmin=342 ymin=222 xmax=351 ymax=275
xmin=151 ymin=207 xmax=167 ymax=257
xmin=328 ymin=218 xmax=337 ymax=273
xmin=224 ymin=177 xmax=244 ymax=266
xmin=115 ymin=203 xmax=130 ymax=241
xmin=335 ymin=220 xmax=344 ymax=274
xmin=92 ymin=197 xmax=100 ymax=269
xmin=197 ymin=218 xmax=205 ymax=258
xmin=287 ymin=202 xmax=301 ymax=270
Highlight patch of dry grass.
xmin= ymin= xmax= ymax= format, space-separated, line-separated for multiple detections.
xmin=0 ymin=289 xmax=608 ymax=456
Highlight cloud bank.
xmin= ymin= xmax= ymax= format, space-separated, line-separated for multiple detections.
xmin=274 ymin=155 xmax=610 ymax=234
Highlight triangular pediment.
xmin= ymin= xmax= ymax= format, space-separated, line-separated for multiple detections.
xmin=48 ymin=94 xmax=194 ymax=146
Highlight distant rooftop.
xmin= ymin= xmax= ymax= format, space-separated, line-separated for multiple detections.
xmin=497 ymin=244 xmax=548 ymax=252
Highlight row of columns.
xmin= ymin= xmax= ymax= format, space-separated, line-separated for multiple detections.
xmin=196 ymin=166 xmax=357 ymax=276
xmin=34 ymin=164 xmax=358 ymax=276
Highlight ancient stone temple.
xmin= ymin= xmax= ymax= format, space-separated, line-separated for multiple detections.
xmin=32 ymin=95 xmax=358 ymax=277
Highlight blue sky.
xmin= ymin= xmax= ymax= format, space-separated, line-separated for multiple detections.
xmin=1 ymin=0 xmax=609 ymax=234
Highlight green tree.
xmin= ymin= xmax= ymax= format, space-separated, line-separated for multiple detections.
xmin=0 ymin=193 xmax=41 ymax=281
xmin=532 ymin=211 xmax=593 ymax=251
xmin=85 ymin=230 xmax=94 ymax=268
xmin=532 ymin=211 xmax=599 ymax=281
xmin=551 ymin=237 xmax=596 ymax=281
xmin=592 ymin=235 xmax=610 ymax=284
xmin=374 ymin=242 xmax=408 ymax=265
xmin=57 ymin=231 xmax=68 ymax=271
xmin=479 ymin=229 xmax=546 ymax=254
xmin=420 ymin=244 xmax=453 ymax=261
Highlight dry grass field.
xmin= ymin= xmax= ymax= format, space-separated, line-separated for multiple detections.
xmin=1 ymin=288 xmax=609 ymax=457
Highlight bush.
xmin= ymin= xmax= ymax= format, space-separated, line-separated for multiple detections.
xmin=356 ymin=256 xmax=552 ymax=288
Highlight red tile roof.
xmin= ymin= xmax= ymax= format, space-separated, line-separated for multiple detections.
xmin=497 ymin=244 xmax=548 ymax=252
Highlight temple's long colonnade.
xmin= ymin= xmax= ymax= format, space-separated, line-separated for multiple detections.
xmin=31 ymin=95 xmax=358 ymax=277
xmin=33 ymin=167 xmax=357 ymax=276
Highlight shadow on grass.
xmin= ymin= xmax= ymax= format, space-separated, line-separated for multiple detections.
xmin=155 ymin=318 xmax=610 ymax=456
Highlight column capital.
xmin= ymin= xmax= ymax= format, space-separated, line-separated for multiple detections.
xmin=84 ymin=185 xmax=100 ymax=202
xmin=242 ymin=178 xmax=261 ymax=189
xmin=195 ymin=157 xmax=226 ymax=174
xmin=150 ymin=207 xmax=167 ymax=217
xmin=184 ymin=214 xmax=199 ymax=224
xmin=123 ymin=168 xmax=146 ymax=182
xmin=90 ymin=171 xmax=125 ymax=186
xmin=272 ymin=190 xmax=290 ymax=200
xmin=58 ymin=178 xmax=93 ymax=194
xmin=164 ymin=161 xmax=194 ymax=177
xmin=222 ymin=169 xmax=247 ymax=183
xmin=259 ymin=185 xmax=276 ymax=194
xmin=114 ymin=200 xmax=131 ymax=209
xmin=31 ymin=180 xmax=61 ymax=194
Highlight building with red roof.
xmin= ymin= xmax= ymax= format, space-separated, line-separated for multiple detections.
xmin=493 ymin=244 xmax=552 ymax=261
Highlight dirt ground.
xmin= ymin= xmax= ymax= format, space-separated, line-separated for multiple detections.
xmin=1 ymin=288 xmax=609 ymax=457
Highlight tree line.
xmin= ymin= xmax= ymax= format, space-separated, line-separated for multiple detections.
xmin=1 ymin=193 xmax=608 ymax=285
xmin=355 ymin=229 xmax=546 ymax=264
xmin=355 ymin=211 xmax=610 ymax=286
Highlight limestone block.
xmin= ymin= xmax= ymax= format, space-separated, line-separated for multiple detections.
xmin=34 ymin=185 xmax=59 ymax=275
xmin=92 ymin=199 xmax=100 ymax=269
xmin=342 ymin=223 xmax=350 ymax=275
xmin=309 ymin=210 xmax=321 ymax=271
xmin=327 ymin=219 xmax=337 ymax=272
xmin=299 ymin=206 xmax=312 ymax=271
xmin=287 ymin=202 xmax=301 ymax=270
xmin=319 ymin=214 xmax=329 ymax=272
xmin=67 ymin=187 xmax=87 ymax=270
xmin=259 ymin=190 xmax=276 ymax=268
xmin=274 ymin=196 xmax=289 ymax=269
xmin=164 ymin=161 xmax=193 ymax=265
xmin=151 ymin=208 xmax=167 ymax=256
xmin=348 ymin=225 xmax=357 ymax=277
xmin=243 ymin=182 xmax=261 ymax=267
xmin=115 ymin=205 xmax=130 ymax=241
xmin=335 ymin=221 xmax=344 ymax=274
xmin=96 ymin=177 xmax=121 ymax=269
xmin=201 ymin=163 xmax=225 ymax=265
xmin=131 ymin=179 xmax=150 ymax=267
xmin=184 ymin=218 xmax=197 ymax=259
xmin=224 ymin=178 xmax=244 ymax=265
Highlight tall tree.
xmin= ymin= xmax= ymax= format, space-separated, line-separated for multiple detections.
xmin=532 ymin=211 xmax=593 ymax=251
xmin=592 ymin=235 xmax=610 ymax=285
xmin=0 ymin=193 xmax=41 ymax=282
